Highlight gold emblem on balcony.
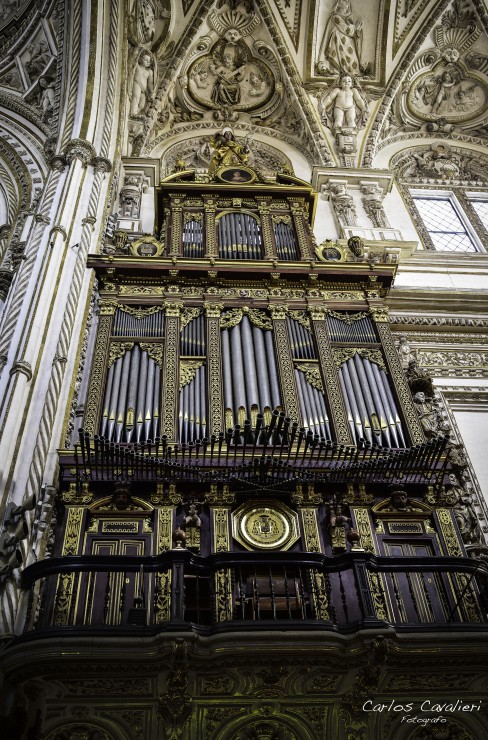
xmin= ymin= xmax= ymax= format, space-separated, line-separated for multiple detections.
xmin=232 ymin=500 xmax=299 ymax=551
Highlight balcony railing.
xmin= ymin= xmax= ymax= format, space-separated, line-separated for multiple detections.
xmin=21 ymin=552 xmax=488 ymax=635
xmin=62 ymin=428 xmax=449 ymax=490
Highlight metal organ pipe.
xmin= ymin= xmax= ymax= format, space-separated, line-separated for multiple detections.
xmin=339 ymin=361 xmax=366 ymax=442
xmin=217 ymin=213 xmax=263 ymax=260
xmin=125 ymin=344 xmax=141 ymax=442
xmin=100 ymin=346 xmax=161 ymax=444
xmin=221 ymin=317 xmax=281 ymax=433
xmin=264 ymin=329 xmax=281 ymax=411
xmin=251 ymin=324 xmax=272 ymax=415
xmin=338 ymin=354 xmax=407 ymax=448
xmin=240 ymin=316 xmax=260 ymax=416
xmin=230 ymin=323 xmax=247 ymax=424
xmin=221 ymin=329 xmax=234 ymax=427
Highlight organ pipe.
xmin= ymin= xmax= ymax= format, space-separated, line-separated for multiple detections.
xmin=287 ymin=317 xmax=315 ymax=360
xmin=181 ymin=314 xmax=205 ymax=356
xmin=113 ymin=308 xmax=165 ymax=337
xmin=327 ymin=313 xmax=377 ymax=343
xmin=182 ymin=218 xmax=204 ymax=258
xmin=221 ymin=315 xmax=281 ymax=432
xmin=217 ymin=212 xmax=263 ymax=260
xmin=339 ymin=353 xmax=407 ymax=447
xmin=274 ymin=222 xmax=298 ymax=260
xmin=99 ymin=345 xmax=161 ymax=443
xmin=294 ymin=368 xmax=332 ymax=440
xmin=179 ymin=365 xmax=207 ymax=443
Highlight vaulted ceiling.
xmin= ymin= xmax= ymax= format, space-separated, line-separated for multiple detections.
xmin=1 ymin=0 xmax=488 ymax=202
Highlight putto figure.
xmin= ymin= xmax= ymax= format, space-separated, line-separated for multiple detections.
xmin=320 ymin=74 xmax=368 ymax=130
xmin=130 ymin=49 xmax=155 ymax=117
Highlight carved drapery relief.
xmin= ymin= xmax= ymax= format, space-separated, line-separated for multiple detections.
xmin=315 ymin=0 xmax=373 ymax=78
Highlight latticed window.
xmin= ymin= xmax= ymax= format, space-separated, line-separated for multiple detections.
xmin=469 ymin=198 xmax=488 ymax=231
xmin=412 ymin=196 xmax=478 ymax=252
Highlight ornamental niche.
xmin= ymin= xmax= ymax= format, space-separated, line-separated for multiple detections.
xmin=183 ymin=9 xmax=278 ymax=122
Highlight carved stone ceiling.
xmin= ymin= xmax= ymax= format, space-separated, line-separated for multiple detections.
xmin=1 ymin=1 xmax=488 ymax=174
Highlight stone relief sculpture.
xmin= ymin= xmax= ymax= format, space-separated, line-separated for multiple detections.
xmin=316 ymin=0 xmax=371 ymax=77
xmin=330 ymin=183 xmax=357 ymax=227
xmin=394 ymin=143 xmax=488 ymax=183
xmin=361 ymin=183 xmax=389 ymax=229
xmin=410 ymin=64 xmax=486 ymax=121
xmin=402 ymin=2 xmax=488 ymax=129
xmin=320 ymin=74 xmax=367 ymax=130
xmin=128 ymin=0 xmax=171 ymax=48
xmin=316 ymin=73 xmax=369 ymax=165
xmin=443 ymin=472 xmax=483 ymax=546
xmin=185 ymin=8 xmax=276 ymax=122
xmin=161 ymin=136 xmax=291 ymax=180
xmin=0 ymin=66 xmax=24 ymax=92
xmin=130 ymin=49 xmax=156 ymax=117
xmin=22 ymin=37 xmax=53 ymax=83
xmin=38 ymin=76 xmax=55 ymax=122
xmin=412 ymin=391 xmax=446 ymax=439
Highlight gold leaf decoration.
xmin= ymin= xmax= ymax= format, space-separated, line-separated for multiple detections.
xmin=180 ymin=359 xmax=205 ymax=389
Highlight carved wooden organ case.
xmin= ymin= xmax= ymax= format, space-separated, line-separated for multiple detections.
xmin=46 ymin=170 xmax=483 ymax=632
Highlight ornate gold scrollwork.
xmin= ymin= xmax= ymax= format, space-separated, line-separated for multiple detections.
xmin=295 ymin=363 xmax=324 ymax=392
xmin=328 ymin=310 xmax=369 ymax=324
xmin=212 ymin=507 xmax=232 ymax=622
xmin=108 ymin=342 xmax=134 ymax=367
xmin=118 ymin=305 xmax=164 ymax=319
xmin=139 ymin=343 xmax=164 ymax=368
xmin=333 ymin=347 xmax=386 ymax=372
xmin=180 ymin=307 xmax=201 ymax=329
xmin=180 ymin=359 xmax=205 ymax=389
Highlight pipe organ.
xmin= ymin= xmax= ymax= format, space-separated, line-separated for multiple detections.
xmin=221 ymin=310 xmax=281 ymax=430
xmin=100 ymin=307 xmax=164 ymax=443
xmin=179 ymin=311 xmax=207 ymax=442
xmin=25 ymin=161 xmax=483 ymax=737
xmin=217 ymin=211 xmax=263 ymax=260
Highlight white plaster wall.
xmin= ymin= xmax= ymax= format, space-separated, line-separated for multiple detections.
xmin=313 ymin=197 xmax=339 ymax=242
xmin=453 ymin=410 xmax=488 ymax=505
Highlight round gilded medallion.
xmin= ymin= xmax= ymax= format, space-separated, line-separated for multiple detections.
xmin=232 ymin=500 xmax=300 ymax=551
